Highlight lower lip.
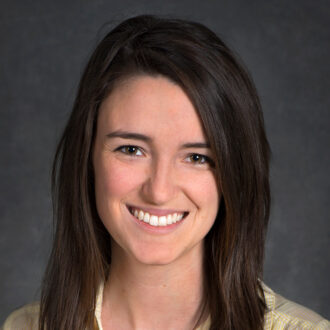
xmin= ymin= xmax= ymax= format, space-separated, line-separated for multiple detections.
xmin=128 ymin=210 xmax=186 ymax=234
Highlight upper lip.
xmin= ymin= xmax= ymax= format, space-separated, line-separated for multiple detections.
xmin=127 ymin=204 xmax=188 ymax=217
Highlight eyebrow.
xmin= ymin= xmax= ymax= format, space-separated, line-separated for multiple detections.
xmin=181 ymin=142 xmax=210 ymax=149
xmin=106 ymin=130 xmax=151 ymax=142
xmin=106 ymin=130 xmax=210 ymax=149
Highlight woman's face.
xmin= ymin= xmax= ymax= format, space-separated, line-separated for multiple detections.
xmin=93 ymin=75 xmax=220 ymax=265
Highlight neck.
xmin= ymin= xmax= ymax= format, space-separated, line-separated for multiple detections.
xmin=102 ymin=243 xmax=207 ymax=330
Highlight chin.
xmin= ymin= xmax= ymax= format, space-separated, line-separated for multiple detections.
xmin=131 ymin=246 xmax=180 ymax=266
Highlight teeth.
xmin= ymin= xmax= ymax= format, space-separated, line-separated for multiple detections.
xmin=159 ymin=216 xmax=167 ymax=226
xmin=130 ymin=207 xmax=185 ymax=227
xmin=150 ymin=215 xmax=158 ymax=226
xmin=143 ymin=212 xmax=150 ymax=223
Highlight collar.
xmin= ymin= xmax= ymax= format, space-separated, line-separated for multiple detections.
xmin=94 ymin=282 xmax=274 ymax=330
xmin=262 ymin=282 xmax=275 ymax=329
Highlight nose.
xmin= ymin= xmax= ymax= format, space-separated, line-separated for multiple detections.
xmin=141 ymin=157 xmax=177 ymax=205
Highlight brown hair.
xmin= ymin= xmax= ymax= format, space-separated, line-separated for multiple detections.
xmin=39 ymin=15 xmax=270 ymax=330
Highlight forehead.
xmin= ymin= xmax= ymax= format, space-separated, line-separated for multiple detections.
xmin=97 ymin=75 xmax=207 ymax=142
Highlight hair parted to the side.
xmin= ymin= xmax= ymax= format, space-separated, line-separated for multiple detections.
xmin=39 ymin=15 xmax=270 ymax=330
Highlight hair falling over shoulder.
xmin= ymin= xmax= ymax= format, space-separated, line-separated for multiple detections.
xmin=39 ymin=15 xmax=270 ymax=330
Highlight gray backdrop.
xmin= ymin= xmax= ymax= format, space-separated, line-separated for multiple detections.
xmin=1 ymin=0 xmax=329 ymax=324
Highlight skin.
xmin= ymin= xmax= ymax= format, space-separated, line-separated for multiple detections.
xmin=93 ymin=75 xmax=220 ymax=329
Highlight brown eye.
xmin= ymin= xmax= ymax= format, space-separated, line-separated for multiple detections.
xmin=186 ymin=153 xmax=209 ymax=165
xmin=116 ymin=145 xmax=143 ymax=156
xmin=190 ymin=154 xmax=205 ymax=163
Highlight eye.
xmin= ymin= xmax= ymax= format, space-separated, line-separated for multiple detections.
xmin=185 ymin=153 xmax=213 ymax=166
xmin=115 ymin=145 xmax=144 ymax=157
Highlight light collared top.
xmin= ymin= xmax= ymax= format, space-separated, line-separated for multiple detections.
xmin=2 ymin=283 xmax=329 ymax=329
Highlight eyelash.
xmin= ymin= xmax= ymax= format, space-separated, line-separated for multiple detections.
xmin=185 ymin=153 xmax=213 ymax=166
xmin=115 ymin=145 xmax=144 ymax=156
xmin=115 ymin=145 xmax=213 ymax=167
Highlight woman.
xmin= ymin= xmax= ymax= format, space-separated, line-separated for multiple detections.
xmin=2 ymin=15 xmax=329 ymax=330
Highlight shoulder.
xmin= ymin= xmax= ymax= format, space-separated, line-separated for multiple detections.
xmin=263 ymin=283 xmax=330 ymax=329
xmin=1 ymin=302 xmax=39 ymax=330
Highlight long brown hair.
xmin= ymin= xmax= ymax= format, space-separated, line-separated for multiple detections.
xmin=39 ymin=15 xmax=270 ymax=329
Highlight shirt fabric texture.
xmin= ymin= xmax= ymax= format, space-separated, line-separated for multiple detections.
xmin=2 ymin=283 xmax=329 ymax=329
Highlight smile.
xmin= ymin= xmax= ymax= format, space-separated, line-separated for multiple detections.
xmin=128 ymin=206 xmax=188 ymax=227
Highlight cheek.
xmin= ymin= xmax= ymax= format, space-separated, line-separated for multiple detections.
xmin=95 ymin=157 xmax=145 ymax=199
xmin=186 ymin=172 xmax=220 ymax=219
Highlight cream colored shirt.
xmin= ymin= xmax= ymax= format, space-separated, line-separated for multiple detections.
xmin=2 ymin=283 xmax=329 ymax=329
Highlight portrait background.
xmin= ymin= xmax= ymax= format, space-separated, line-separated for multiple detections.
xmin=1 ymin=0 xmax=329 ymax=323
